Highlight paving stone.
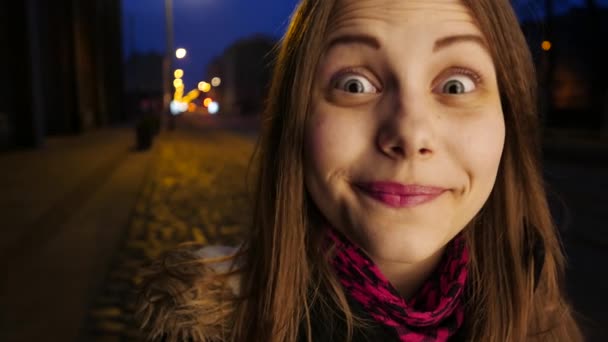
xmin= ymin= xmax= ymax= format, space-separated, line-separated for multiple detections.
xmin=129 ymin=219 xmax=145 ymax=240
xmin=126 ymin=240 xmax=148 ymax=251
xmin=90 ymin=307 xmax=123 ymax=319
xmin=94 ymin=295 xmax=123 ymax=307
xmin=109 ymin=269 xmax=134 ymax=283
xmin=105 ymin=280 xmax=132 ymax=294
xmin=95 ymin=320 xmax=127 ymax=334
xmin=91 ymin=336 xmax=122 ymax=342
xmin=119 ymin=258 xmax=145 ymax=271
xmin=124 ymin=328 xmax=144 ymax=339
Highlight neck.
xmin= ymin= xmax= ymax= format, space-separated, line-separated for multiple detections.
xmin=371 ymin=246 xmax=446 ymax=299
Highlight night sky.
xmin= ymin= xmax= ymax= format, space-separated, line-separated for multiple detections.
xmin=122 ymin=0 xmax=300 ymax=90
xmin=122 ymin=0 xmax=608 ymax=91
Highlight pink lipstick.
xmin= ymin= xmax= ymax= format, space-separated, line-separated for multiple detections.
xmin=354 ymin=182 xmax=446 ymax=208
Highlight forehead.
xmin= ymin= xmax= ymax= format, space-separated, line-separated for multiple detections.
xmin=329 ymin=0 xmax=478 ymax=33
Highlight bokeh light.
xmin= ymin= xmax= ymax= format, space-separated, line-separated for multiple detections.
xmin=203 ymin=97 xmax=213 ymax=107
xmin=176 ymin=48 xmax=187 ymax=59
xmin=208 ymin=101 xmax=219 ymax=114
xmin=211 ymin=77 xmax=222 ymax=87
xmin=174 ymin=69 xmax=184 ymax=79
xmin=170 ymin=100 xmax=188 ymax=115
xmin=183 ymin=89 xmax=200 ymax=103
xmin=198 ymin=81 xmax=212 ymax=93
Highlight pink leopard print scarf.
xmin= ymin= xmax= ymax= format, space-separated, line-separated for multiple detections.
xmin=327 ymin=227 xmax=469 ymax=342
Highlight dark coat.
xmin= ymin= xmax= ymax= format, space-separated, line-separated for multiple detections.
xmin=299 ymin=295 xmax=468 ymax=342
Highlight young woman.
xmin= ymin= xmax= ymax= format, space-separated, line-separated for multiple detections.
xmin=136 ymin=0 xmax=583 ymax=341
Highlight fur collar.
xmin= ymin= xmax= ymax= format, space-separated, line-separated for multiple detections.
xmin=135 ymin=245 xmax=239 ymax=341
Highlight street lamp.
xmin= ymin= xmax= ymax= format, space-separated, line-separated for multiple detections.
xmin=174 ymin=69 xmax=184 ymax=79
xmin=176 ymin=48 xmax=187 ymax=59
xmin=208 ymin=102 xmax=220 ymax=115
xmin=198 ymin=81 xmax=211 ymax=93
xmin=165 ymin=0 xmax=175 ymax=129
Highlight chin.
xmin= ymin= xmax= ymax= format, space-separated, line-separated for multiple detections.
xmin=354 ymin=224 xmax=454 ymax=263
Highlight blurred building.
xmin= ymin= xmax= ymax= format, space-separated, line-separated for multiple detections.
xmin=522 ymin=7 xmax=608 ymax=132
xmin=0 ymin=0 xmax=124 ymax=150
xmin=205 ymin=35 xmax=276 ymax=116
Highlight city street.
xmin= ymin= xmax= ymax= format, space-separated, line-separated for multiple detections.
xmin=2 ymin=0 xmax=607 ymax=341
xmin=0 ymin=115 xmax=606 ymax=341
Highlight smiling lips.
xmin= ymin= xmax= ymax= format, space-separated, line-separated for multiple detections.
xmin=354 ymin=182 xmax=447 ymax=208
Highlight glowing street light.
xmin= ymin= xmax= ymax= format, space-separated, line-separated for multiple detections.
xmin=173 ymin=78 xmax=184 ymax=88
xmin=183 ymin=89 xmax=200 ymax=103
xmin=203 ymin=97 xmax=213 ymax=107
xmin=211 ymin=77 xmax=221 ymax=87
xmin=174 ymin=69 xmax=184 ymax=79
xmin=176 ymin=48 xmax=187 ymax=59
xmin=170 ymin=100 xmax=188 ymax=115
xmin=174 ymin=87 xmax=184 ymax=101
xmin=208 ymin=101 xmax=219 ymax=115
xmin=541 ymin=40 xmax=552 ymax=51
xmin=198 ymin=81 xmax=211 ymax=93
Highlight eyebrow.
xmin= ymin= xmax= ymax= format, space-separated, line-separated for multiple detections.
xmin=433 ymin=34 xmax=488 ymax=53
xmin=326 ymin=33 xmax=488 ymax=53
xmin=327 ymin=34 xmax=381 ymax=50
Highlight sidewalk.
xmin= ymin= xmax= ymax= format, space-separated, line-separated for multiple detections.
xmin=83 ymin=127 xmax=254 ymax=341
xmin=0 ymin=126 xmax=155 ymax=342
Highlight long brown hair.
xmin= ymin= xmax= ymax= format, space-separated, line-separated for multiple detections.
xmin=143 ymin=1 xmax=583 ymax=341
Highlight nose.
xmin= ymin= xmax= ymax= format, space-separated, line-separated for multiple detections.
xmin=376 ymin=95 xmax=436 ymax=160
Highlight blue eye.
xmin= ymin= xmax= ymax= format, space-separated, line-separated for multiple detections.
xmin=334 ymin=75 xmax=378 ymax=94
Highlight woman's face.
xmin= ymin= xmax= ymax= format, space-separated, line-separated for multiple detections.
xmin=304 ymin=0 xmax=505 ymax=263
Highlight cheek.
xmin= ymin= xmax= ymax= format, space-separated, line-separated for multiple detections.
xmin=305 ymin=114 xmax=336 ymax=169
xmin=460 ymin=111 xmax=505 ymax=185
xmin=304 ymin=107 xmax=367 ymax=175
